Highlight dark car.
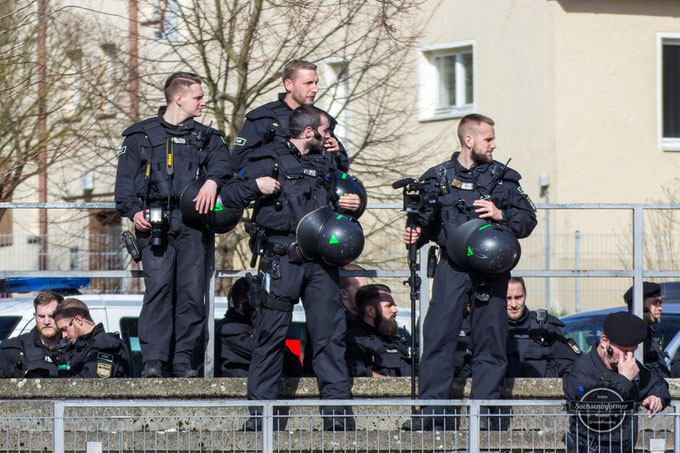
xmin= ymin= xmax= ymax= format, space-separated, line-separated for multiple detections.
xmin=560 ymin=305 xmax=680 ymax=355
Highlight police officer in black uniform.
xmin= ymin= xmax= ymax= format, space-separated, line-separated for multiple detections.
xmin=345 ymin=284 xmax=412 ymax=377
xmin=0 ymin=291 xmax=66 ymax=378
xmin=563 ymin=312 xmax=670 ymax=452
xmin=220 ymin=104 xmax=361 ymax=431
xmin=231 ymin=59 xmax=349 ymax=173
xmin=402 ymin=113 xmax=537 ymax=431
xmin=114 ymin=72 xmax=231 ymax=378
xmin=506 ymin=277 xmax=580 ymax=378
xmin=53 ymin=298 xmax=132 ymax=378
xmin=216 ymin=277 xmax=302 ymax=378
xmin=623 ymin=281 xmax=670 ymax=377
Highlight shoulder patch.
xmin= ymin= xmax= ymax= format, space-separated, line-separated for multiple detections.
xmin=234 ymin=137 xmax=246 ymax=147
xmin=97 ymin=362 xmax=112 ymax=378
xmin=568 ymin=339 xmax=582 ymax=355
xmin=117 ymin=146 xmax=126 ymax=156
xmin=97 ymin=352 xmax=114 ymax=363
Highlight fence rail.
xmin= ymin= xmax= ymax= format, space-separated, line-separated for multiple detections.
xmin=0 ymin=398 xmax=677 ymax=452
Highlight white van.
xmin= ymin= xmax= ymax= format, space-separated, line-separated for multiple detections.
xmin=0 ymin=294 xmax=416 ymax=377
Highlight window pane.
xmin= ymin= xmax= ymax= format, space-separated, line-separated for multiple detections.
xmin=462 ymin=52 xmax=473 ymax=105
xmin=663 ymin=44 xmax=680 ymax=138
xmin=436 ymin=55 xmax=456 ymax=108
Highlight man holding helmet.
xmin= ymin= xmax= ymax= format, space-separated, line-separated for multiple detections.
xmin=221 ymin=104 xmax=362 ymax=431
xmin=114 ymin=72 xmax=231 ymax=378
xmin=402 ymin=113 xmax=537 ymax=430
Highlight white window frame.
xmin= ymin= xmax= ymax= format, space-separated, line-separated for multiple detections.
xmin=418 ymin=41 xmax=475 ymax=122
xmin=322 ymin=57 xmax=353 ymax=156
xmin=657 ymin=33 xmax=680 ymax=151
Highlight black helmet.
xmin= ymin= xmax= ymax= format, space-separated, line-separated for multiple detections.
xmin=447 ymin=219 xmax=521 ymax=274
xmin=180 ymin=179 xmax=243 ymax=234
xmin=296 ymin=206 xmax=365 ymax=266
xmin=333 ymin=170 xmax=367 ymax=219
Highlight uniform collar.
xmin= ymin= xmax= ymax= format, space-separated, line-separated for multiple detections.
xmin=508 ymin=307 xmax=530 ymax=327
xmin=157 ymin=106 xmax=195 ymax=135
xmin=278 ymin=92 xmax=293 ymax=111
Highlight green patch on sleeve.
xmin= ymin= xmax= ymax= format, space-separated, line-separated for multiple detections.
xmin=234 ymin=137 xmax=246 ymax=147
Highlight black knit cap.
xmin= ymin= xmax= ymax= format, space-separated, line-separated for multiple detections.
xmin=623 ymin=282 xmax=661 ymax=304
xmin=603 ymin=312 xmax=647 ymax=347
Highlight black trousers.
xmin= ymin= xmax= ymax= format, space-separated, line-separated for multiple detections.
xmin=139 ymin=211 xmax=209 ymax=364
xmin=418 ymin=258 xmax=509 ymax=410
xmin=247 ymin=256 xmax=350 ymax=414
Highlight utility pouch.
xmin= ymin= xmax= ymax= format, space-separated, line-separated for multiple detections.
xmin=245 ymin=272 xmax=263 ymax=309
xmin=122 ymin=231 xmax=141 ymax=263
xmin=427 ymin=246 xmax=438 ymax=278
xmin=287 ymin=242 xmax=304 ymax=264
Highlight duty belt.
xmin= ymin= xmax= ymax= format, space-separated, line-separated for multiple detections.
xmin=265 ymin=242 xmax=292 ymax=256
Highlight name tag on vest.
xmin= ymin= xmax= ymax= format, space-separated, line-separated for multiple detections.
xmin=171 ymin=137 xmax=186 ymax=144
xmin=303 ymin=169 xmax=317 ymax=177
xmin=452 ymin=179 xmax=474 ymax=190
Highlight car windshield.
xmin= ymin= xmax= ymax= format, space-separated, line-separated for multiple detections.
xmin=561 ymin=311 xmax=680 ymax=354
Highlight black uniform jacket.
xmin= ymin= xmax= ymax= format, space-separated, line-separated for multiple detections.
xmin=215 ymin=310 xmax=303 ymax=378
xmin=643 ymin=325 xmax=670 ymax=378
xmin=220 ymin=139 xmax=336 ymax=233
xmin=64 ymin=324 xmax=132 ymax=378
xmin=114 ymin=107 xmax=231 ymax=221
xmin=506 ymin=308 xmax=580 ymax=378
xmin=231 ymin=93 xmax=349 ymax=173
xmin=345 ymin=319 xmax=412 ymax=377
xmin=563 ymin=346 xmax=671 ymax=451
xmin=0 ymin=328 xmax=65 ymax=378
xmin=414 ymin=152 xmax=537 ymax=249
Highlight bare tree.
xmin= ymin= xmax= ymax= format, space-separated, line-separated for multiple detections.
xmin=0 ymin=0 xmax=117 ymax=219
xmin=28 ymin=0 xmax=430 ymax=293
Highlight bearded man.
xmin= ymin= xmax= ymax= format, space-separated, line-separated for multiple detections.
xmin=345 ymin=284 xmax=412 ymax=377
xmin=0 ymin=291 xmax=66 ymax=377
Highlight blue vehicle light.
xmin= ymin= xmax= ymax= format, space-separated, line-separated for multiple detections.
xmin=0 ymin=278 xmax=90 ymax=294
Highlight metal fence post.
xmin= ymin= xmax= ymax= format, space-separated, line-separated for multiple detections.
xmin=262 ymin=401 xmax=273 ymax=453
xmin=633 ymin=206 xmax=644 ymax=363
xmin=674 ymin=402 xmax=680 ymax=452
xmin=468 ymin=400 xmax=480 ymax=452
xmin=204 ymin=233 xmax=216 ymax=378
xmin=419 ymin=244 xmax=430 ymax=359
xmin=53 ymin=401 xmax=64 ymax=453
xmin=575 ymin=230 xmax=581 ymax=312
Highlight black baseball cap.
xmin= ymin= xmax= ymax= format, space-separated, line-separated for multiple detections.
xmin=603 ymin=312 xmax=647 ymax=347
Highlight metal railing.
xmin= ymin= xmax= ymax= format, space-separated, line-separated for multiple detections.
xmin=0 ymin=398 xmax=677 ymax=452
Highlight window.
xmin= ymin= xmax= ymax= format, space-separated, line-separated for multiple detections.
xmin=658 ymin=35 xmax=680 ymax=151
xmin=418 ymin=42 xmax=475 ymax=121
xmin=324 ymin=59 xmax=352 ymax=156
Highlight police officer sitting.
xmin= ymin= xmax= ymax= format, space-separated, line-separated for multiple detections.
xmin=563 ymin=312 xmax=670 ymax=452
xmin=506 ymin=277 xmax=580 ymax=378
xmin=0 ymin=291 xmax=66 ymax=378
xmin=220 ymin=104 xmax=361 ymax=432
xmin=345 ymin=284 xmax=412 ymax=377
xmin=114 ymin=71 xmax=231 ymax=378
xmin=231 ymin=59 xmax=349 ymax=172
xmin=53 ymin=298 xmax=132 ymax=378
xmin=215 ymin=277 xmax=302 ymax=378
xmin=623 ymin=281 xmax=670 ymax=377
